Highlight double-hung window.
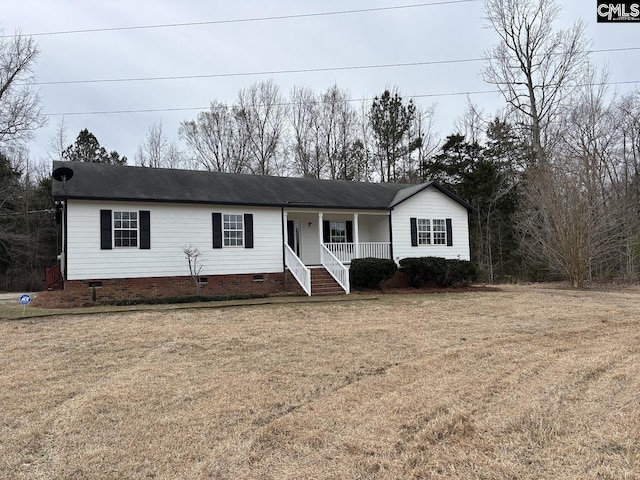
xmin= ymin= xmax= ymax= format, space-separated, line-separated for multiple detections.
xmin=212 ymin=213 xmax=253 ymax=249
xmin=223 ymin=214 xmax=243 ymax=247
xmin=114 ymin=211 xmax=138 ymax=247
xmin=100 ymin=209 xmax=150 ymax=250
xmin=414 ymin=218 xmax=448 ymax=246
xmin=330 ymin=221 xmax=347 ymax=243
xmin=432 ymin=219 xmax=446 ymax=245
xmin=417 ymin=219 xmax=431 ymax=245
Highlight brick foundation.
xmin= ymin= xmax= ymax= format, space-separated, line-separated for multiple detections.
xmin=37 ymin=272 xmax=294 ymax=307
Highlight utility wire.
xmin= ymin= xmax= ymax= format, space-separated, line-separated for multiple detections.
xmin=30 ymin=46 xmax=640 ymax=87
xmin=43 ymin=79 xmax=640 ymax=117
xmin=3 ymin=1 xmax=478 ymax=37
xmin=32 ymin=58 xmax=485 ymax=86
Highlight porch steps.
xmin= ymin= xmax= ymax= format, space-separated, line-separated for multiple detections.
xmin=310 ymin=268 xmax=346 ymax=296
xmin=45 ymin=263 xmax=63 ymax=291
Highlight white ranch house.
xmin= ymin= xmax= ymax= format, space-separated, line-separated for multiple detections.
xmin=50 ymin=161 xmax=474 ymax=298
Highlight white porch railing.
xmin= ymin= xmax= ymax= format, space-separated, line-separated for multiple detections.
xmin=285 ymin=244 xmax=311 ymax=296
xmin=325 ymin=242 xmax=391 ymax=264
xmin=320 ymin=244 xmax=350 ymax=294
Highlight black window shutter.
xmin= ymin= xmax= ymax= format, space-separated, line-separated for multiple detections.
xmin=323 ymin=220 xmax=330 ymax=243
xmin=446 ymin=218 xmax=453 ymax=246
xmin=410 ymin=217 xmax=418 ymax=247
xmin=346 ymin=221 xmax=353 ymax=243
xmin=286 ymin=220 xmax=295 ymax=248
xmin=140 ymin=210 xmax=151 ymax=249
xmin=100 ymin=210 xmax=112 ymax=250
xmin=212 ymin=213 xmax=222 ymax=248
xmin=244 ymin=213 xmax=254 ymax=248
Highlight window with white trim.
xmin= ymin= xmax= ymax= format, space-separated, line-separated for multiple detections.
xmin=417 ymin=218 xmax=446 ymax=245
xmin=432 ymin=219 xmax=446 ymax=245
xmin=223 ymin=214 xmax=244 ymax=247
xmin=417 ymin=219 xmax=431 ymax=245
xmin=330 ymin=221 xmax=347 ymax=243
xmin=114 ymin=211 xmax=138 ymax=247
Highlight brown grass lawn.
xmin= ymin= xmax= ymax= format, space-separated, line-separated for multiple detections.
xmin=1 ymin=285 xmax=639 ymax=479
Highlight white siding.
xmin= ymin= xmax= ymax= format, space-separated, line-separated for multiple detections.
xmin=391 ymin=188 xmax=470 ymax=261
xmin=66 ymin=201 xmax=284 ymax=280
xmin=358 ymin=214 xmax=389 ymax=242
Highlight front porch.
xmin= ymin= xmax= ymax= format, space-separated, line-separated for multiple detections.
xmin=283 ymin=210 xmax=392 ymax=296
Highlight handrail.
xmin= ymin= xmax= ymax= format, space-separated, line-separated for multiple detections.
xmin=325 ymin=242 xmax=391 ymax=263
xmin=320 ymin=244 xmax=350 ymax=294
xmin=284 ymin=244 xmax=311 ymax=296
xmin=45 ymin=263 xmax=63 ymax=290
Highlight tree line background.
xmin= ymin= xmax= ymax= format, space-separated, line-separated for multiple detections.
xmin=2 ymin=0 xmax=640 ymax=291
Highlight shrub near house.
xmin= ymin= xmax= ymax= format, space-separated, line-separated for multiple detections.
xmin=399 ymin=257 xmax=477 ymax=288
xmin=350 ymin=258 xmax=398 ymax=290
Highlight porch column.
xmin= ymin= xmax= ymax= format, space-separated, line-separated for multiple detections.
xmin=318 ymin=212 xmax=324 ymax=246
xmin=353 ymin=213 xmax=360 ymax=259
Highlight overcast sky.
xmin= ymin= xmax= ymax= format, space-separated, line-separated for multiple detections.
xmin=3 ymin=0 xmax=639 ymax=166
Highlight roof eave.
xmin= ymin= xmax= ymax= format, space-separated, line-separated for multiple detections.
xmin=56 ymin=195 xmax=393 ymax=210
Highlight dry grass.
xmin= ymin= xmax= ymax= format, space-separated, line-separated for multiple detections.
xmin=1 ymin=284 xmax=639 ymax=479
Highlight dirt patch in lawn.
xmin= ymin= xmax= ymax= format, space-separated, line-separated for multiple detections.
xmin=1 ymin=284 xmax=639 ymax=479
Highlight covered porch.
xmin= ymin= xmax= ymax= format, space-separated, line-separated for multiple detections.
xmin=284 ymin=210 xmax=391 ymax=265
xmin=283 ymin=209 xmax=391 ymax=296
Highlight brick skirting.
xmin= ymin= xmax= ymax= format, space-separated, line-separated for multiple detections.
xmin=36 ymin=272 xmax=298 ymax=307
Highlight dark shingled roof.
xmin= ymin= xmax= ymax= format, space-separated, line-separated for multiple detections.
xmin=51 ymin=161 xmax=475 ymax=211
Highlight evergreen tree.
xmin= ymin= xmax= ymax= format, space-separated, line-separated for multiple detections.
xmin=423 ymin=121 xmax=528 ymax=282
xmin=62 ymin=129 xmax=127 ymax=165
xmin=369 ymin=90 xmax=421 ymax=182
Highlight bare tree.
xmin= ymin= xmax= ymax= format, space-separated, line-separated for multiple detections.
xmin=179 ymin=101 xmax=250 ymax=173
xmin=237 ymin=80 xmax=288 ymax=175
xmin=47 ymin=117 xmax=69 ymax=162
xmin=317 ymin=85 xmax=358 ymax=180
xmin=518 ymin=160 xmax=619 ymax=287
xmin=483 ymin=0 xmax=588 ymax=162
xmin=183 ymin=244 xmax=204 ymax=295
xmin=617 ymin=91 xmax=640 ymax=200
xmin=408 ymin=103 xmax=438 ymax=183
xmin=453 ymin=98 xmax=489 ymax=145
xmin=617 ymin=91 xmax=640 ymax=276
xmin=0 ymin=31 xmax=45 ymax=145
xmin=289 ymin=85 xmax=322 ymax=178
xmin=135 ymin=121 xmax=184 ymax=169
xmin=355 ymin=99 xmax=373 ymax=181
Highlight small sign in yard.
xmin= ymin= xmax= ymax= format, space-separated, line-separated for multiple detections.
xmin=19 ymin=294 xmax=31 ymax=316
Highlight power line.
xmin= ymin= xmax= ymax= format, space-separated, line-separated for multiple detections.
xmin=3 ymin=1 xmax=478 ymax=37
xmin=42 ymin=91 xmax=497 ymax=116
xmin=29 ymin=47 xmax=640 ymax=87
xmin=32 ymin=58 xmax=485 ymax=86
xmin=43 ymin=79 xmax=640 ymax=117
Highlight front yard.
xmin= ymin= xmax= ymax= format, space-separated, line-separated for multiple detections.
xmin=1 ymin=285 xmax=639 ymax=479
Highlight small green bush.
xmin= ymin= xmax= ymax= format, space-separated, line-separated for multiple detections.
xmin=399 ymin=257 xmax=477 ymax=288
xmin=350 ymin=257 xmax=398 ymax=290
